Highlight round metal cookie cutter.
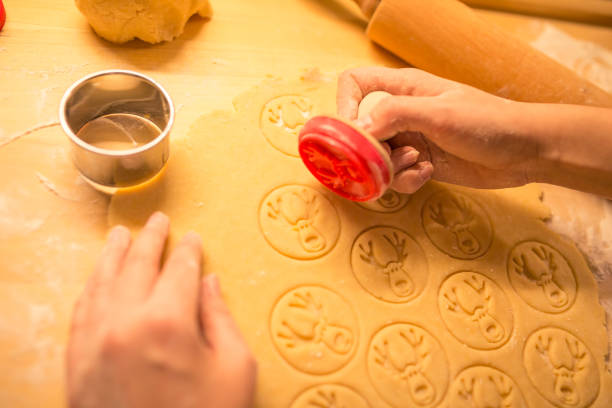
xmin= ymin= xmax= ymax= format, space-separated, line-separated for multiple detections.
xmin=59 ymin=69 xmax=174 ymax=193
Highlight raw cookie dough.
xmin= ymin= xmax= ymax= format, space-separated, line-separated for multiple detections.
xmin=0 ymin=124 xmax=109 ymax=406
xmin=75 ymin=0 xmax=213 ymax=44
xmin=259 ymin=185 xmax=340 ymax=260
xmin=109 ymin=75 xmax=612 ymax=408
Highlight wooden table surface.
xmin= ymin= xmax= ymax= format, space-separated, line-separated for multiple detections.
xmin=0 ymin=1 xmax=611 ymax=407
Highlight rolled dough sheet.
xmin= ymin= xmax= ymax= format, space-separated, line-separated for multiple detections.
xmin=109 ymin=74 xmax=612 ymax=407
xmin=0 ymin=124 xmax=109 ymax=405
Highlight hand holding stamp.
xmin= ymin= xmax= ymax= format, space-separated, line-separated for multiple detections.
xmin=298 ymin=91 xmax=395 ymax=202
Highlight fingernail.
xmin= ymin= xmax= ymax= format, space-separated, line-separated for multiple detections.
xmin=108 ymin=225 xmax=128 ymax=242
xmin=148 ymin=211 xmax=169 ymax=227
xmin=393 ymin=147 xmax=418 ymax=159
xmin=183 ymin=230 xmax=202 ymax=246
xmin=405 ymin=149 xmax=419 ymax=160
xmin=204 ymin=274 xmax=221 ymax=296
xmin=420 ymin=162 xmax=435 ymax=181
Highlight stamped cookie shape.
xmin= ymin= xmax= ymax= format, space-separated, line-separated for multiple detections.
xmin=259 ymin=185 xmax=340 ymax=260
xmin=290 ymin=384 xmax=370 ymax=408
xmin=449 ymin=366 xmax=527 ymax=408
xmin=357 ymin=189 xmax=410 ymax=213
xmin=422 ymin=191 xmax=493 ymax=259
xmin=261 ymin=95 xmax=314 ymax=156
xmin=351 ymin=227 xmax=428 ymax=303
xmin=368 ymin=324 xmax=449 ymax=408
xmin=524 ymin=327 xmax=599 ymax=408
xmin=508 ymin=242 xmax=577 ymax=313
xmin=270 ymin=286 xmax=358 ymax=375
xmin=438 ymin=272 xmax=513 ymax=350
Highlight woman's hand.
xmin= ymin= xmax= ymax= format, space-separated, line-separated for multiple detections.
xmin=338 ymin=67 xmax=541 ymax=193
xmin=66 ymin=212 xmax=256 ymax=408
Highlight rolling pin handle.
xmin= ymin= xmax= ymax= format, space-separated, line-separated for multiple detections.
xmin=350 ymin=0 xmax=381 ymax=18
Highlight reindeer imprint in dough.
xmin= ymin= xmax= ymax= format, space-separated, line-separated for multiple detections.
xmin=422 ymin=191 xmax=493 ymax=259
xmin=260 ymin=95 xmax=314 ymax=156
xmin=450 ymin=366 xmax=528 ymax=408
xmin=259 ymin=185 xmax=340 ymax=260
xmin=270 ymin=286 xmax=358 ymax=375
xmin=508 ymin=241 xmax=577 ymax=313
xmin=290 ymin=384 xmax=370 ymax=408
xmin=438 ymin=271 xmax=513 ymax=350
xmin=524 ymin=327 xmax=599 ymax=408
xmin=351 ymin=226 xmax=428 ymax=303
xmin=367 ymin=323 xmax=449 ymax=408
xmin=357 ymin=190 xmax=410 ymax=213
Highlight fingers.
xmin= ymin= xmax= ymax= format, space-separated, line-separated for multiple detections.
xmin=337 ymin=67 xmax=453 ymax=120
xmin=389 ymin=145 xmax=432 ymax=194
xmin=80 ymin=226 xmax=132 ymax=318
xmin=365 ymin=95 xmax=442 ymax=142
xmin=337 ymin=69 xmax=365 ymax=120
xmin=115 ymin=212 xmax=170 ymax=304
xmin=68 ymin=225 xmax=131 ymax=367
xmin=150 ymin=232 xmax=203 ymax=320
xmin=390 ymin=146 xmax=419 ymax=170
xmin=199 ymin=274 xmax=245 ymax=352
xmin=392 ymin=161 xmax=434 ymax=194
xmin=381 ymin=142 xmax=391 ymax=155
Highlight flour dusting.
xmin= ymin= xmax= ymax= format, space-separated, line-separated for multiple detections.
xmin=0 ymin=120 xmax=60 ymax=148
xmin=532 ymin=24 xmax=612 ymax=283
xmin=36 ymin=172 xmax=81 ymax=202
xmin=531 ymin=24 xmax=612 ymax=92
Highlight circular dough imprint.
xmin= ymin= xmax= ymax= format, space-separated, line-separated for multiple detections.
xmin=438 ymin=271 xmax=513 ymax=350
xmin=523 ymin=327 xmax=599 ymax=408
xmin=449 ymin=366 xmax=528 ymax=408
xmin=259 ymin=185 xmax=340 ymax=260
xmin=290 ymin=384 xmax=370 ymax=408
xmin=260 ymin=95 xmax=314 ymax=156
xmin=351 ymin=226 xmax=428 ymax=303
xmin=367 ymin=323 xmax=449 ymax=408
xmin=507 ymin=241 xmax=577 ymax=313
xmin=422 ymin=191 xmax=493 ymax=259
xmin=270 ymin=286 xmax=358 ymax=375
xmin=357 ymin=189 xmax=410 ymax=213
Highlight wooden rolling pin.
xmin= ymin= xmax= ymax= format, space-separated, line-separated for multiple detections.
xmin=462 ymin=0 xmax=612 ymax=27
xmin=351 ymin=0 xmax=612 ymax=107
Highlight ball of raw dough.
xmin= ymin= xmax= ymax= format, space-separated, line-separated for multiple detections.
xmin=75 ymin=0 xmax=213 ymax=44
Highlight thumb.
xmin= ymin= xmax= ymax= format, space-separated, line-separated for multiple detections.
xmin=361 ymin=95 xmax=440 ymax=142
xmin=199 ymin=274 xmax=245 ymax=351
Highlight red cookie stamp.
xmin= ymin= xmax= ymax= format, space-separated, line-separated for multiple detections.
xmin=299 ymin=116 xmax=392 ymax=202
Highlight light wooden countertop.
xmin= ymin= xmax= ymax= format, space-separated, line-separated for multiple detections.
xmin=0 ymin=1 xmax=611 ymax=406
